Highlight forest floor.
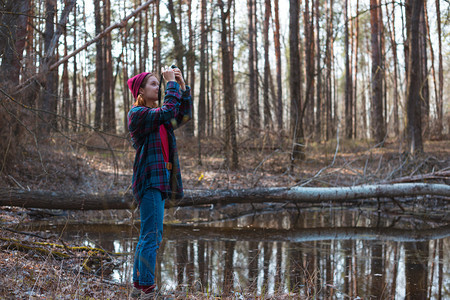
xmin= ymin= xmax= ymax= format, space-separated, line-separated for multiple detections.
xmin=0 ymin=133 xmax=449 ymax=299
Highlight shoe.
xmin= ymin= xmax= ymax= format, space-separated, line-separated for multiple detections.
xmin=139 ymin=289 xmax=157 ymax=300
xmin=131 ymin=286 xmax=141 ymax=298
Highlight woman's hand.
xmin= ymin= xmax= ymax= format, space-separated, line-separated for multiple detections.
xmin=161 ymin=66 xmax=176 ymax=82
xmin=172 ymin=68 xmax=186 ymax=91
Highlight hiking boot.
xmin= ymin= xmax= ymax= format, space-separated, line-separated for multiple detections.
xmin=139 ymin=289 xmax=157 ymax=300
xmin=131 ymin=287 xmax=141 ymax=298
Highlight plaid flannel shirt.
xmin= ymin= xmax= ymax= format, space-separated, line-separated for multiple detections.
xmin=128 ymin=81 xmax=192 ymax=204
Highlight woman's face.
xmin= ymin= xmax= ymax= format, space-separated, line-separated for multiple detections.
xmin=140 ymin=75 xmax=159 ymax=103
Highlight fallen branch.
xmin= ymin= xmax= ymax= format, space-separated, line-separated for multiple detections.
xmin=165 ymin=224 xmax=450 ymax=242
xmin=0 ymin=183 xmax=449 ymax=210
xmin=383 ymin=170 xmax=450 ymax=184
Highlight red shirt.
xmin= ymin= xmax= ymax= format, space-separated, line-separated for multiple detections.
xmin=159 ymin=125 xmax=169 ymax=163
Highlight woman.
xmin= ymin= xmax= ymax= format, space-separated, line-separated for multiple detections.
xmin=127 ymin=66 xmax=192 ymax=299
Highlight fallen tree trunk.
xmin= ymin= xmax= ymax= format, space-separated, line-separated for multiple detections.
xmin=0 ymin=183 xmax=448 ymax=210
xmin=13 ymin=223 xmax=450 ymax=243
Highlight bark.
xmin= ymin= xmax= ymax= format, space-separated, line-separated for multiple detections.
xmin=314 ymin=0 xmax=321 ymax=141
xmin=62 ymin=29 xmax=70 ymax=131
xmin=304 ymin=0 xmax=315 ymax=137
xmin=370 ymin=0 xmax=385 ymax=144
xmin=1 ymin=183 xmax=448 ymax=210
xmin=325 ymin=0 xmax=333 ymax=141
xmin=248 ymin=0 xmax=260 ymax=134
xmin=419 ymin=4 xmax=429 ymax=136
xmin=289 ymin=0 xmax=304 ymax=160
xmin=72 ymin=1 xmax=78 ymax=132
xmin=39 ymin=0 xmax=57 ymax=135
xmin=435 ymin=0 xmax=443 ymax=137
xmin=387 ymin=0 xmax=400 ymax=137
xmin=0 ymin=0 xmax=30 ymax=87
xmin=423 ymin=2 xmax=438 ymax=139
xmin=198 ymin=0 xmax=207 ymax=161
xmin=352 ymin=0 xmax=359 ymax=139
xmin=263 ymin=0 xmax=272 ymax=129
xmin=103 ymin=0 xmax=115 ymax=133
xmin=185 ymin=0 xmax=195 ymax=137
xmin=273 ymin=0 xmax=283 ymax=132
xmin=219 ymin=0 xmax=238 ymax=170
xmin=94 ymin=0 xmax=104 ymax=129
xmin=153 ymin=0 xmax=161 ymax=78
xmin=344 ymin=0 xmax=353 ymax=139
xmin=405 ymin=0 xmax=424 ymax=154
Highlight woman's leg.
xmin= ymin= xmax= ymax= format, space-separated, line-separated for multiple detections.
xmin=132 ymin=188 xmax=165 ymax=287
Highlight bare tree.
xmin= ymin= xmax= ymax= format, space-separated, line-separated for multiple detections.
xmin=197 ymin=0 xmax=207 ymax=164
xmin=325 ymin=0 xmax=334 ymax=141
xmin=289 ymin=0 xmax=304 ymax=160
xmin=219 ymin=0 xmax=238 ymax=170
xmin=344 ymin=0 xmax=353 ymax=139
xmin=273 ymin=0 xmax=283 ymax=132
xmin=94 ymin=0 xmax=104 ymax=130
xmin=0 ymin=0 xmax=30 ymax=87
xmin=248 ymin=0 xmax=260 ymax=134
xmin=315 ymin=0 xmax=322 ymax=141
xmin=370 ymin=0 xmax=385 ymax=144
xmin=435 ymin=0 xmax=443 ymax=137
xmin=405 ymin=0 xmax=424 ymax=154
xmin=263 ymin=0 xmax=272 ymax=129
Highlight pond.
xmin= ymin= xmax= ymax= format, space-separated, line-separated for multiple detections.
xmin=23 ymin=201 xmax=449 ymax=299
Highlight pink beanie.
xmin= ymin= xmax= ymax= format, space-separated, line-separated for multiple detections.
xmin=127 ymin=72 xmax=153 ymax=99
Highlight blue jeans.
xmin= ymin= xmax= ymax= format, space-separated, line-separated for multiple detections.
xmin=133 ymin=188 xmax=165 ymax=286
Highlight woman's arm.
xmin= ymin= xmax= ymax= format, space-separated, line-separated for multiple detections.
xmin=128 ymin=81 xmax=182 ymax=141
xmin=173 ymin=86 xmax=193 ymax=129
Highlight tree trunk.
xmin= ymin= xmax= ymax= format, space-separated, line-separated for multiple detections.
xmin=273 ymin=0 xmax=283 ymax=132
xmin=153 ymin=0 xmax=161 ymax=77
xmin=62 ymin=28 xmax=70 ymax=131
xmin=423 ymin=2 xmax=438 ymax=140
xmin=94 ymin=0 xmax=103 ymax=130
xmin=370 ymin=0 xmax=385 ymax=145
xmin=435 ymin=0 xmax=443 ymax=138
xmin=185 ymin=0 xmax=195 ymax=137
xmin=1 ymin=183 xmax=448 ymax=210
xmin=344 ymin=0 xmax=353 ymax=139
xmin=72 ymin=1 xmax=78 ymax=132
xmin=304 ymin=0 xmax=315 ymax=138
xmin=352 ymin=0 xmax=359 ymax=139
xmin=209 ymin=11 xmax=216 ymax=137
xmin=325 ymin=0 xmax=333 ymax=141
xmin=387 ymin=0 xmax=400 ymax=137
xmin=198 ymin=0 xmax=207 ymax=164
xmin=39 ymin=0 xmax=58 ymax=135
xmin=219 ymin=0 xmax=238 ymax=170
xmin=405 ymin=0 xmax=424 ymax=154
xmin=289 ymin=0 xmax=304 ymax=160
xmin=315 ymin=0 xmax=321 ymax=141
xmin=248 ymin=0 xmax=259 ymax=134
xmin=103 ymin=0 xmax=115 ymax=133
xmin=0 ymin=0 xmax=30 ymax=87
xmin=419 ymin=3 xmax=429 ymax=137
xmin=263 ymin=0 xmax=272 ymax=130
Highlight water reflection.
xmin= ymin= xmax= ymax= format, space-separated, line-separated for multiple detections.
xmin=22 ymin=206 xmax=449 ymax=299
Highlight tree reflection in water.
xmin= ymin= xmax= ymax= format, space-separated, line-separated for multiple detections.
xmin=24 ymin=204 xmax=449 ymax=299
